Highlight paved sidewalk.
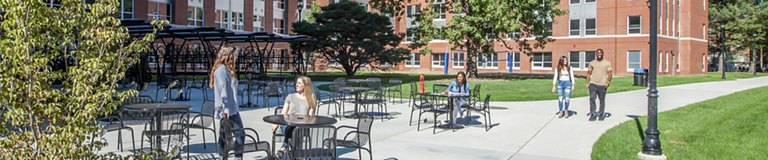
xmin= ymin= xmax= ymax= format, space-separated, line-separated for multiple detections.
xmin=97 ymin=76 xmax=768 ymax=160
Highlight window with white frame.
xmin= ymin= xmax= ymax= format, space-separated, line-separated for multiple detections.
xmin=234 ymin=12 xmax=244 ymax=30
xmin=627 ymin=50 xmax=641 ymax=71
xmin=452 ymin=52 xmax=465 ymax=68
xmin=405 ymin=53 xmax=421 ymax=67
xmin=570 ymin=0 xmax=579 ymax=4
xmin=508 ymin=30 xmax=521 ymax=39
xmin=702 ymin=54 xmax=706 ymax=72
xmin=665 ymin=52 xmax=670 ymax=72
xmin=215 ymin=10 xmax=229 ymax=29
xmin=432 ymin=53 xmax=445 ymax=67
xmin=585 ymin=18 xmax=596 ymax=35
xmin=120 ymin=0 xmax=134 ymax=19
xmin=569 ymin=19 xmax=580 ymax=36
xmin=658 ymin=52 xmax=663 ymax=72
xmin=477 ymin=53 xmax=499 ymax=69
xmin=433 ymin=0 xmax=446 ymax=19
xmin=628 ymin=16 xmax=641 ymax=34
xmin=405 ymin=5 xmax=420 ymax=42
xmin=703 ymin=0 xmax=706 ymax=10
xmin=570 ymin=51 xmax=596 ymax=70
xmin=253 ymin=15 xmax=264 ymax=31
xmin=273 ymin=18 xmax=285 ymax=34
xmin=532 ymin=52 xmax=552 ymax=69
xmin=585 ymin=0 xmax=595 ymax=2
xmin=187 ymin=6 xmax=204 ymax=26
xmin=507 ymin=52 xmax=521 ymax=69
xmin=275 ymin=0 xmax=285 ymax=9
xmin=148 ymin=1 xmax=171 ymax=21
xmin=702 ymin=24 xmax=706 ymax=39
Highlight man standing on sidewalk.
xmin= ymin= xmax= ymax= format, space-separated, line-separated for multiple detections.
xmin=586 ymin=48 xmax=613 ymax=121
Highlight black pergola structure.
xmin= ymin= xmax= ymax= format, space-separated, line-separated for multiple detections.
xmin=121 ymin=19 xmax=315 ymax=106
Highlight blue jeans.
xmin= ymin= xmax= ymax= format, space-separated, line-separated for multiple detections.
xmin=557 ymin=80 xmax=573 ymax=112
xmin=280 ymin=125 xmax=296 ymax=148
xmin=218 ymin=114 xmax=245 ymax=158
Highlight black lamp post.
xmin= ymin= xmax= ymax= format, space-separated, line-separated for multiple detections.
xmin=641 ymin=0 xmax=663 ymax=157
xmin=753 ymin=32 xmax=758 ymax=75
xmin=720 ymin=23 xmax=726 ymax=80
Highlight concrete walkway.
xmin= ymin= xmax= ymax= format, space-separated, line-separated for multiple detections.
xmin=96 ymin=76 xmax=768 ymax=159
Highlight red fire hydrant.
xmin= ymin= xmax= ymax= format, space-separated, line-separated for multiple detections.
xmin=419 ymin=74 xmax=425 ymax=93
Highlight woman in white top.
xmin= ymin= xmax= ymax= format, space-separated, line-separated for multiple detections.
xmin=552 ymin=56 xmax=576 ymax=118
xmin=273 ymin=76 xmax=316 ymax=158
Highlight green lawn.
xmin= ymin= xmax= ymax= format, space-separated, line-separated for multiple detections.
xmin=316 ymin=72 xmax=765 ymax=101
xmin=591 ymin=85 xmax=768 ymax=159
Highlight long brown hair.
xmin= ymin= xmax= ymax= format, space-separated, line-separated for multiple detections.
xmin=209 ymin=46 xmax=237 ymax=88
xmin=556 ymin=56 xmax=571 ymax=77
xmin=297 ymin=76 xmax=316 ymax=110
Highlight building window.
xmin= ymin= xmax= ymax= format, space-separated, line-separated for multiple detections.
xmin=432 ymin=53 xmax=445 ymax=67
xmin=703 ymin=0 xmax=706 ymax=10
xmin=187 ymin=6 xmax=204 ymax=26
xmin=508 ymin=52 xmax=521 ymax=69
xmin=628 ymin=16 xmax=641 ymax=34
xmin=569 ymin=19 xmax=580 ymax=36
xmin=406 ymin=5 xmax=421 ymax=18
xmin=535 ymin=22 xmax=553 ymax=37
xmin=627 ymin=50 xmax=641 ymax=71
xmin=586 ymin=0 xmax=595 ymax=2
xmin=702 ymin=24 xmax=707 ymax=39
xmin=148 ymin=1 xmax=171 ymax=21
xmin=585 ymin=18 xmax=596 ymax=35
xmin=405 ymin=54 xmax=421 ymax=67
xmin=120 ymin=0 xmax=134 ymax=19
xmin=405 ymin=5 xmax=420 ymax=42
xmin=478 ymin=53 xmax=498 ymax=69
xmin=702 ymin=54 xmax=706 ymax=72
xmin=215 ymin=10 xmax=230 ymax=29
xmin=659 ymin=52 xmax=664 ymax=72
xmin=433 ymin=0 xmax=446 ymax=19
xmin=676 ymin=53 xmax=681 ymax=72
xmin=452 ymin=52 xmax=465 ymax=68
xmin=253 ymin=16 xmax=265 ymax=32
xmin=234 ymin=12 xmax=244 ymax=30
xmin=273 ymin=18 xmax=285 ymax=34
xmin=275 ymin=0 xmax=285 ymax=9
xmin=532 ymin=52 xmax=552 ymax=69
xmin=665 ymin=52 xmax=670 ymax=72
xmin=570 ymin=51 xmax=596 ymax=70
xmin=508 ymin=31 xmax=521 ymax=39
xmin=570 ymin=0 xmax=579 ymax=4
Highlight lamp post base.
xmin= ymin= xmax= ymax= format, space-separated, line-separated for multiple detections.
xmin=638 ymin=152 xmax=667 ymax=160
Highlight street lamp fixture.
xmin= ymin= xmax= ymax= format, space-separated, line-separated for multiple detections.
xmin=640 ymin=0 xmax=665 ymax=158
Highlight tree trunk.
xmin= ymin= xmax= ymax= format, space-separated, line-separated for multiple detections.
xmin=761 ymin=48 xmax=765 ymax=73
xmin=465 ymin=41 xmax=479 ymax=78
xmin=749 ymin=49 xmax=755 ymax=74
xmin=719 ymin=51 xmax=726 ymax=72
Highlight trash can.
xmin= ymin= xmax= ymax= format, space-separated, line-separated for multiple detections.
xmin=633 ymin=68 xmax=646 ymax=86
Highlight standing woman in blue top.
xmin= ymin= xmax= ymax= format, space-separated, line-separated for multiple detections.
xmin=552 ymin=56 xmax=576 ymax=118
xmin=209 ymin=46 xmax=245 ymax=159
xmin=442 ymin=71 xmax=471 ymax=124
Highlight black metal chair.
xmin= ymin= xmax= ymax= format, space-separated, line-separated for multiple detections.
xmin=173 ymin=101 xmax=217 ymax=151
xmin=468 ymin=84 xmax=482 ymax=108
xmin=334 ymin=115 xmax=374 ymax=160
xmin=97 ymin=112 xmax=135 ymax=152
xmin=261 ymin=81 xmax=284 ymax=110
xmin=466 ymin=95 xmax=493 ymax=131
xmin=409 ymin=83 xmax=432 ymax=126
xmin=384 ymin=79 xmax=403 ymax=104
xmin=139 ymin=108 xmax=189 ymax=154
xmin=360 ymin=79 xmax=388 ymax=121
xmin=220 ymin=118 xmax=272 ymax=159
xmin=288 ymin=126 xmax=337 ymax=160
xmin=432 ymin=83 xmax=449 ymax=93
xmin=317 ymin=86 xmax=342 ymax=119
xmin=417 ymin=94 xmax=450 ymax=134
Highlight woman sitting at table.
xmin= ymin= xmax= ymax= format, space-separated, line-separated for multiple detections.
xmin=210 ymin=45 xmax=245 ymax=159
xmin=442 ymin=71 xmax=471 ymax=125
xmin=273 ymin=76 xmax=317 ymax=158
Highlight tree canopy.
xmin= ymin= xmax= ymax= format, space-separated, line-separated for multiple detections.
xmin=708 ymin=0 xmax=767 ymax=72
xmin=292 ymin=0 xmax=410 ymax=76
xmin=0 ymin=0 xmax=162 ymax=158
xmin=370 ymin=0 xmax=565 ymax=77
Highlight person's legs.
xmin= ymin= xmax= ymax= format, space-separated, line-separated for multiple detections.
xmin=557 ymin=82 xmax=565 ymax=113
xmin=281 ymin=125 xmax=296 ymax=148
xmin=218 ymin=119 xmax=229 ymax=159
xmin=229 ymin=114 xmax=245 ymax=158
xmin=589 ymin=84 xmax=598 ymax=114
xmin=597 ymin=85 xmax=608 ymax=119
xmin=563 ymin=81 xmax=572 ymax=117
xmin=452 ymin=98 xmax=465 ymax=124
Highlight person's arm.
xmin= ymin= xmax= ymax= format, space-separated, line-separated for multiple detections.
xmin=606 ymin=64 xmax=614 ymax=88
xmin=281 ymin=96 xmax=290 ymax=115
xmin=445 ymin=81 xmax=456 ymax=94
xmin=570 ymin=69 xmax=576 ymax=92
xmin=552 ymin=69 xmax=558 ymax=93
xmin=215 ymin=70 xmax=231 ymax=118
xmin=585 ymin=65 xmax=593 ymax=91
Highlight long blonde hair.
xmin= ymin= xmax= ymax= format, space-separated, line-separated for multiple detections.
xmin=297 ymin=76 xmax=316 ymax=110
xmin=209 ymin=46 xmax=237 ymax=88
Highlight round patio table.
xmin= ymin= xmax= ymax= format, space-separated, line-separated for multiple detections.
xmin=123 ymin=103 xmax=192 ymax=151
xmin=262 ymin=114 xmax=338 ymax=127
xmin=423 ymin=93 xmax=470 ymax=129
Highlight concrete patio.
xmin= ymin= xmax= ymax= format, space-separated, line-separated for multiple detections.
xmin=96 ymin=76 xmax=768 ymax=159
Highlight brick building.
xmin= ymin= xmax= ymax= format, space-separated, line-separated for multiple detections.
xmin=121 ymin=0 xmax=709 ymax=76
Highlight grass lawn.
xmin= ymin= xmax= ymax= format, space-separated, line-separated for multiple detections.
xmin=315 ymin=72 xmax=765 ymax=101
xmin=591 ymin=85 xmax=768 ymax=159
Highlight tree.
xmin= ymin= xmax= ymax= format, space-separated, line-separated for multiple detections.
xmin=0 ymin=0 xmax=161 ymax=158
xmin=304 ymin=0 xmax=322 ymax=24
xmin=709 ymin=0 xmax=768 ymax=73
xmin=292 ymin=1 xmax=410 ymax=76
xmin=369 ymin=0 xmax=565 ymax=77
